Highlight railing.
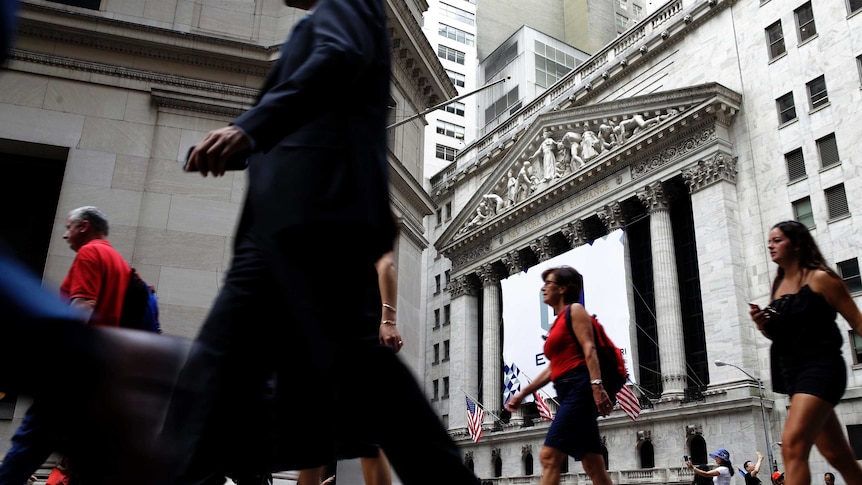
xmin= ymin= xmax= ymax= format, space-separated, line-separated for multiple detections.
xmin=472 ymin=467 xmax=694 ymax=484
xmin=429 ymin=0 xmax=691 ymax=195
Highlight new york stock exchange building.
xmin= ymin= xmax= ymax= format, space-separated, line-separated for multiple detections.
xmin=425 ymin=0 xmax=862 ymax=483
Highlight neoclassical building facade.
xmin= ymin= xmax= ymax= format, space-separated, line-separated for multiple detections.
xmin=424 ymin=0 xmax=862 ymax=482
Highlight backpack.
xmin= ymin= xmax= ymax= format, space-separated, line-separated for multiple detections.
xmin=119 ymin=268 xmax=161 ymax=333
xmin=565 ymin=305 xmax=627 ymax=400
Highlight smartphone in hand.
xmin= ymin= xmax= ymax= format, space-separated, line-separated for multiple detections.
xmin=184 ymin=145 xmax=249 ymax=172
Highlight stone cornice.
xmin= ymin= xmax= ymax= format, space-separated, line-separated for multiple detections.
xmin=17 ymin=3 xmax=273 ymax=76
xmin=682 ymin=153 xmax=738 ymax=193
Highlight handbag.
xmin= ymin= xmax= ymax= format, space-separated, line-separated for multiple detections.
xmin=565 ymin=305 xmax=627 ymax=400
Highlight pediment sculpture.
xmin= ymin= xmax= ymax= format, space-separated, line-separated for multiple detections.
xmin=456 ymin=108 xmax=679 ymax=236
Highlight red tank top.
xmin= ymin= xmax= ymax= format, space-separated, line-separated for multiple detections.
xmin=543 ymin=308 xmax=586 ymax=382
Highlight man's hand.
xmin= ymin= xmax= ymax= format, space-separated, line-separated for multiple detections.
xmin=185 ymin=126 xmax=251 ymax=177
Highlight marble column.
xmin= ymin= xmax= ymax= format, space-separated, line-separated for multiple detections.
xmin=637 ymin=181 xmax=687 ymax=398
xmin=500 ymin=250 xmax=525 ymax=425
xmin=477 ymin=262 xmax=502 ymax=423
xmin=447 ymin=274 xmax=480 ymax=430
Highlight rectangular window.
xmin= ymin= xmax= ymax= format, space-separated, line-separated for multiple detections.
xmin=817 ymin=133 xmax=840 ymax=168
xmin=435 ymin=144 xmax=458 ymax=161
xmin=795 ymin=2 xmax=817 ymax=42
xmin=433 ymin=343 xmax=440 ymax=364
xmin=443 ymin=340 xmax=450 ymax=361
xmin=435 ymin=208 xmax=442 ymax=225
xmin=850 ymin=0 xmax=862 ymax=14
xmin=776 ymin=92 xmax=797 ymax=124
xmin=440 ymin=2 xmax=475 ymax=25
xmin=616 ymin=13 xmax=628 ymax=30
xmin=852 ymin=332 xmax=862 ymax=365
xmin=837 ymin=258 xmax=862 ymax=293
xmin=825 ymin=184 xmax=850 ymax=219
xmin=807 ymin=75 xmax=828 ymax=109
xmin=436 ymin=120 xmax=465 ymax=140
xmin=534 ymin=41 xmax=575 ymax=89
xmin=437 ymin=45 xmax=465 ymax=65
xmin=793 ymin=197 xmax=814 ymax=228
xmin=446 ymin=70 xmax=466 ymax=88
xmin=445 ymin=270 xmax=451 ymax=284
xmin=443 ymin=304 xmax=451 ymax=325
xmin=445 ymin=101 xmax=465 ymax=116
xmin=765 ymin=21 xmax=786 ymax=60
xmin=435 ymin=275 xmax=441 ymax=294
xmin=785 ymin=148 xmax=806 ymax=181
xmin=618 ymin=0 xmax=628 ymax=10
xmin=443 ymin=377 xmax=450 ymax=398
xmin=49 ymin=0 xmax=100 ymax=8
xmin=438 ymin=23 xmax=475 ymax=46
xmin=633 ymin=3 xmax=642 ymax=15
xmin=433 ymin=379 xmax=439 ymax=400
xmin=485 ymin=86 xmax=520 ymax=124
xmin=445 ymin=202 xmax=452 ymax=220
xmin=434 ymin=308 xmax=441 ymax=328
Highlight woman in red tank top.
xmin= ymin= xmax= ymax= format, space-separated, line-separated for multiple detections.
xmin=505 ymin=265 xmax=615 ymax=485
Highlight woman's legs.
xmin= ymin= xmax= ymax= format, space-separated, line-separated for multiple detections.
xmin=582 ymin=453 xmax=613 ymax=485
xmin=782 ymin=393 xmax=834 ymax=485
xmin=814 ymin=411 xmax=862 ymax=485
xmin=539 ymin=446 xmax=566 ymax=485
xmin=360 ymin=450 xmax=392 ymax=485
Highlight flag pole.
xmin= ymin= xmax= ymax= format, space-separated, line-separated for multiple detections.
xmin=463 ymin=390 xmax=506 ymax=425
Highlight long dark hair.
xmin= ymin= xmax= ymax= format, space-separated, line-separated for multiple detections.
xmin=770 ymin=220 xmax=838 ymax=298
xmin=541 ymin=265 xmax=583 ymax=304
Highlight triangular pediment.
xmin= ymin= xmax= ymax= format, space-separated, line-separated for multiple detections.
xmin=436 ymin=82 xmax=741 ymax=261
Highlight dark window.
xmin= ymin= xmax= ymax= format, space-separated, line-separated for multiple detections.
xmin=817 ymin=133 xmax=840 ymax=168
xmin=445 ymin=270 xmax=451 ymax=284
xmin=766 ymin=21 xmax=786 ymax=60
xmin=494 ymin=455 xmax=503 ymax=477
xmin=524 ymin=453 xmax=534 ymax=475
xmin=445 ymin=202 xmax=452 ymax=220
xmin=825 ymin=184 xmax=850 ymax=219
xmin=848 ymin=424 xmax=862 ymax=459
xmin=850 ymin=0 xmax=862 ymax=14
xmin=435 ymin=275 xmax=441 ymax=294
xmin=640 ymin=441 xmax=656 ymax=469
xmin=445 ymin=101 xmax=465 ymax=116
xmin=785 ymin=148 xmax=806 ymax=181
xmin=438 ymin=45 xmax=465 ymax=65
xmin=435 ymin=208 xmax=442 ymax=225
xmin=793 ymin=197 xmax=814 ymax=228
xmin=433 ymin=343 xmax=440 ymax=364
xmin=434 ymin=309 xmax=441 ymax=328
xmin=837 ymin=258 xmax=862 ymax=293
xmin=852 ymin=331 xmax=862 ymax=364
xmin=442 ymin=377 xmax=449 ymax=398
xmin=795 ymin=2 xmax=817 ymax=42
xmin=444 ymin=304 xmax=451 ymax=325
xmin=435 ymin=144 xmax=458 ymax=161
xmin=433 ymin=379 xmax=439 ymax=400
xmin=443 ymin=340 xmax=450 ymax=361
xmin=776 ymin=92 xmax=797 ymax=124
xmin=628 ymin=216 xmax=660 ymax=395
xmin=49 ymin=0 xmax=100 ymax=9
xmin=807 ymin=75 xmax=829 ymax=109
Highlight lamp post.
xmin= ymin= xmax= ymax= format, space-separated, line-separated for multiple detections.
xmin=715 ymin=359 xmax=777 ymax=471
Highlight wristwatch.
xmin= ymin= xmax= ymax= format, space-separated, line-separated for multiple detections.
xmin=590 ymin=379 xmax=603 ymax=386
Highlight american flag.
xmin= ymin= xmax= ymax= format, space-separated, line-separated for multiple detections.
xmin=465 ymin=396 xmax=485 ymax=443
xmin=534 ymin=392 xmax=554 ymax=421
xmin=616 ymin=384 xmax=641 ymax=420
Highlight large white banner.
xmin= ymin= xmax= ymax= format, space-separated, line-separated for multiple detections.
xmin=500 ymin=229 xmax=633 ymax=400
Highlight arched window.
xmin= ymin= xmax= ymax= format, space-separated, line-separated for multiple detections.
xmin=494 ymin=455 xmax=503 ymax=477
xmin=524 ymin=453 xmax=534 ymax=475
xmin=689 ymin=435 xmax=708 ymax=465
xmin=466 ymin=458 xmax=474 ymax=472
xmin=602 ymin=444 xmax=610 ymax=470
xmin=639 ymin=440 xmax=655 ymax=468
xmin=561 ymin=457 xmax=569 ymax=474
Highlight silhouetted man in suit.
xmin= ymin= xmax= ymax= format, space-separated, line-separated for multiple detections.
xmin=169 ymin=1 xmax=479 ymax=484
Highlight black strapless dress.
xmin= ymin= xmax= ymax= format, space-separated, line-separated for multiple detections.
xmin=763 ymin=285 xmax=846 ymax=404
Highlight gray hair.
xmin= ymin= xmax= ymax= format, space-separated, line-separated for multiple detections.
xmin=68 ymin=206 xmax=110 ymax=236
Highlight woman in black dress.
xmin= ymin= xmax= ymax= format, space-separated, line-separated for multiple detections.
xmin=750 ymin=221 xmax=862 ymax=485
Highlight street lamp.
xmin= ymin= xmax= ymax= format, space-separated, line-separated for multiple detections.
xmin=714 ymin=359 xmax=777 ymax=471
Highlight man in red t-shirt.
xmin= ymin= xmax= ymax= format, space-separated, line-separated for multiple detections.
xmin=60 ymin=206 xmax=130 ymax=327
xmin=0 ymin=206 xmax=131 ymax=485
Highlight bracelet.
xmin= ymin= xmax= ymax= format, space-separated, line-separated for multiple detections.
xmin=382 ymin=303 xmax=397 ymax=312
xmin=590 ymin=379 xmax=603 ymax=386
xmin=381 ymin=320 xmax=397 ymax=325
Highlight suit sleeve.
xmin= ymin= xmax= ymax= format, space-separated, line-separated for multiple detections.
xmin=233 ymin=0 xmax=384 ymax=153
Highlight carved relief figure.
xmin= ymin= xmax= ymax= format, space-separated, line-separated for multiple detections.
xmin=506 ymin=169 xmax=517 ymax=207
xmin=580 ymin=130 xmax=600 ymax=162
xmin=561 ymin=131 xmax=584 ymax=171
xmin=597 ymin=122 xmax=617 ymax=152
xmin=516 ymin=161 xmax=537 ymax=202
xmin=483 ymin=193 xmax=505 ymax=215
xmin=531 ymin=129 xmax=562 ymax=182
xmin=463 ymin=201 xmax=490 ymax=231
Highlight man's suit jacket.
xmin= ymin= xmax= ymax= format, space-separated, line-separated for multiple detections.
xmin=233 ymin=0 xmax=396 ymax=259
